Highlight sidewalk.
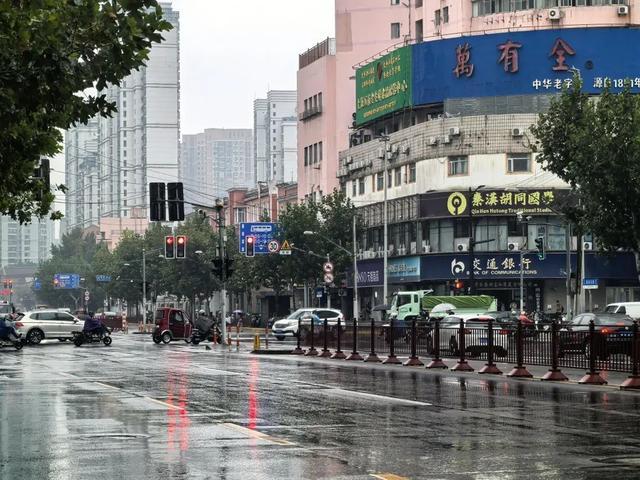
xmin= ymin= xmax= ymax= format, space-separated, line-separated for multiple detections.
xmin=250 ymin=347 xmax=640 ymax=391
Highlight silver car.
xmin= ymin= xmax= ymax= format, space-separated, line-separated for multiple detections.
xmin=439 ymin=314 xmax=509 ymax=357
xmin=271 ymin=308 xmax=344 ymax=341
xmin=16 ymin=310 xmax=85 ymax=344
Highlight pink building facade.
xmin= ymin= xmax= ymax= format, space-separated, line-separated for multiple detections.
xmin=297 ymin=1 xmax=414 ymax=202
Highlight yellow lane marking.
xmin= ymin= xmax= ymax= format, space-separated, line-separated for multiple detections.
xmin=221 ymin=422 xmax=295 ymax=446
xmin=370 ymin=474 xmax=410 ymax=480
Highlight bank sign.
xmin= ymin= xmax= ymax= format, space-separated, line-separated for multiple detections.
xmin=420 ymin=189 xmax=569 ymax=219
xmin=356 ymin=46 xmax=412 ymax=125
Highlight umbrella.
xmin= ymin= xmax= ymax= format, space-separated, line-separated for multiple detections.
xmin=232 ymin=310 xmax=243 ymax=314
xmin=430 ymin=303 xmax=457 ymax=315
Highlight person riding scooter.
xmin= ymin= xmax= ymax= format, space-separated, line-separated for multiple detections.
xmin=82 ymin=312 xmax=107 ymax=337
xmin=0 ymin=316 xmax=21 ymax=342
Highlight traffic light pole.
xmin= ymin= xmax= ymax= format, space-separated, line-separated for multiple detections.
xmin=142 ymin=247 xmax=147 ymax=331
xmin=216 ymin=202 xmax=228 ymax=345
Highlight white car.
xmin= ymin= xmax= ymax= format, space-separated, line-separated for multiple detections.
xmin=16 ymin=310 xmax=85 ymax=344
xmin=271 ymin=308 xmax=344 ymax=341
xmin=439 ymin=314 xmax=509 ymax=357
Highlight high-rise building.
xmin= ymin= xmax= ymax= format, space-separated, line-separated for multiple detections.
xmin=180 ymin=129 xmax=253 ymax=209
xmin=0 ymin=216 xmax=53 ymax=267
xmin=64 ymin=2 xmax=179 ymax=232
xmin=297 ymin=1 xmax=410 ymax=201
xmin=254 ymin=90 xmax=297 ymax=185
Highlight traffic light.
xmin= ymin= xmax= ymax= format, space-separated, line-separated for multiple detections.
xmin=246 ymin=236 xmax=255 ymax=257
xmin=226 ymin=258 xmax=235 ymax=279
xmin=176 ymin=235 xmax=186 ymax=258
xmin=33 ymin=158 xmax=50 ymax=202
xmin=167 ymin=182 xmax=185 ymax=221
xmin=454 ymin=279 xmax=465 ymax=293
xmin=165 ymin=235 xmax=175 ymax=259
xmin=535 ymin=236 xmax=545 ymax=260
xmin=212 ymin=258 xmax=223 ymax=279
xmin=149 ymin=182 xmax=167 ymax=222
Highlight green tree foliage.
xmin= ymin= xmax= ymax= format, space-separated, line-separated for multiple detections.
xmin=0 ymin=1 xmax=171 ymax=222
xmin=531 ymin=77 xmax=640 ymax=273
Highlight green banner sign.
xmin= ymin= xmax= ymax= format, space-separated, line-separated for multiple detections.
xmin=356 ymin=46 xmax=412 ymax=126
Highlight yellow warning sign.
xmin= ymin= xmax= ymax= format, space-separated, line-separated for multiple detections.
xmin=280 ymin=239 xmax=292 ymax=255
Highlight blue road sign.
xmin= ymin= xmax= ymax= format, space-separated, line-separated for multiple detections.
xmin=96 ymin=275 xmax=112 ymax=283
xmin=315 ymin=287 xmax=325 ymax=299
xmin=33 ymin=279 xmax=41 ymax=291
xmin=239 ymin=223 xmax=279 ymax=255
xmin=54 ymin=273 xmax=81 ymax=289
xmin=583 ymin=278 xmax=599 ymax=289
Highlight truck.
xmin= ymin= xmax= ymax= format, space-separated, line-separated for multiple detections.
xmin=389 ymin=290 xmax=497 ymax=322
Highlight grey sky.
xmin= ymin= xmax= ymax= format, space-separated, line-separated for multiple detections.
xmin=172 ymin=0 xmax=335 ymax=134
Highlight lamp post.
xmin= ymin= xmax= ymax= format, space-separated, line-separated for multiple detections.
xmin=468 ymin=185 xmax=485 ymax=295
xmin=215 ymin=198 xmax=228 ymax=345
xmin=304 ymin=217 xmax=359 ymax=320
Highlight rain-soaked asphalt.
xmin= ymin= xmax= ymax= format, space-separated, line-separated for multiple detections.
xmin=2 ymin=335 xmax=640 ymax=480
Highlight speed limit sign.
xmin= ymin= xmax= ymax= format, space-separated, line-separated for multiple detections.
xmin=323 ymin=262 xmax=334 ymax=274
xmin=84 ymin=291 xmax=90 ymax=302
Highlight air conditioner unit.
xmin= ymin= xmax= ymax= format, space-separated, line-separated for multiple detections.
xmin=508 ymin=242 xmax=520 ymax=251
xmin=547 ymin=7 xmax=562 ymax=20
xmin=618 ymin=5 xmax=629 ymax=15
xmin=391 ymin=144 xmax=399 ymax=155
xmin=401 ymin=144 xmax=410 ymax=155
xmin=456 ymin=243 xmax=468 ymax=252
xmin=345 ymin=156 xmax=353 ymax=165
xmin=583 ymin=241 xmax=594 ymax=251
xmin=386 ymin=143 xmax=393 ymax=153
xmin=428 ymin=136 xmax=438 ymax=146
xmin=449 ymin=126 xmax=460 ymax=136
xmin=377 ymin=147 xmax=385 ymax=159
xmin=398 ymin=245 xmax=406 ymax=256
xmin=442 ymin=135 xmax=451 ymax=144
xmin=423 ymin=244 xmax=432 ymax=253
xmin=410 ymin=241 xmax=417 ymax=254
xmin=511 ymin=127 xmax=524 ymax=137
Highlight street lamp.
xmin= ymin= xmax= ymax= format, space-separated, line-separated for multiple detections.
xmin=468 ymin=185 xmax=485 ymax=295
xmin=303 ymin=215 xmax=359 ymax=320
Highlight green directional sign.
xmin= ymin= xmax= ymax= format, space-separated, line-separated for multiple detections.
xmin=355 ymin=46 xmax=412 ymax=126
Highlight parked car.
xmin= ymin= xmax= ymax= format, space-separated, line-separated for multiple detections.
xmin=604 ymin=302 xmax=640 ymax=320
xmin=559 ymin=313 xmax=634 ymax=359
xmin=439 ymin=314 xmax=510 ymax=357
xmin=15 ymin=309 xmax=85 ymax=344
xmin=271 ymin=308 xmax=344 ymax=341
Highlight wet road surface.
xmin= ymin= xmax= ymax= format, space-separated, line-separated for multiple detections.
xmin=2 ymin=335 xmax=640 ymax=479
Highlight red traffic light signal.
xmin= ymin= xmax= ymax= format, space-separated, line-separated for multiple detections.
xmin=165 ymin=236 xmax=175 ymax=259
xmin=454 ymin=279 xmax=464 ymax=291
xmin=246 ymin=236 xmax=255 ymax=257
xmin=176 ymin=235 xmax=186 ymax=258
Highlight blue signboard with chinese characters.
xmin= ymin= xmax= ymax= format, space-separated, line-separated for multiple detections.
xmin=412 ymin=27 xmax=640 ymax=105
xmin=53 ymin=273 xmax=81 ymax=289
xmin=96 ymin=275 xmax=112 ymax=283
xmin=388 ymin=256 xmax=421 ymax=283
xmin=239 ymin=223 xmax=279 ymax=255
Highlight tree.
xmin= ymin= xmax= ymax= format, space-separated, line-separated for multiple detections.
xmin=0 ymin=1 xmax=171 ymax=222
xmin=531 ymin=77 xmax=640 ymax=279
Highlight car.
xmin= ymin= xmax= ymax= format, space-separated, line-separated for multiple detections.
xmin=604 ymin=302 xmax=640 ymax=320
xmin=484 ymin=311 xmax=536 ymax=336
xmin=559 ymin=313 xmax=634 ymax=359
xmin=439 ymin=314 xmax=510 ymax=357
xmin=15 ymin=309 xmax=85 ymax=344
xmin=271 ymin=308 xmax=344 ymax=341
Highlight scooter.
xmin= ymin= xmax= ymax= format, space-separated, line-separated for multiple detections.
xmin=72 ymin=327 xmax=113 ymax=347
xmin=0 ymin=335 xmax=25 ymax=350
xmin=191 ymin=324 xmax=222 ymax=345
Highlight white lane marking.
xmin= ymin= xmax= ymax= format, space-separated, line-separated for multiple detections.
xmin=93 ymin=381 xmax=182 ymax=411
xmin=370 ymin=474 xmax=410 ymax=480
xmin=319 ymin=388 xmax=431 ymax=407
xmin=221 ymin=423 xmax=295 ymax=446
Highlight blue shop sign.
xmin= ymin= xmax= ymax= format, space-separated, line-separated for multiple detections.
xmin=388 ymin=256 xmax=421 ymax=283
xmin=412 ymin=27 xmax=640 ymax=105
xmin=420 ymin=252 xmax=638 ymax=281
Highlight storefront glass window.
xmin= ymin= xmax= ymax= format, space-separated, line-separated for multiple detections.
xmin=429 ymin=220 xmax=439 ymax=252
xmin=440 ymin=219 xmax=454 ymax=252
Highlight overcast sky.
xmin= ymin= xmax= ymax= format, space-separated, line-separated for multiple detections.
xmin=172 ymin=0 xmax=335 ymax=134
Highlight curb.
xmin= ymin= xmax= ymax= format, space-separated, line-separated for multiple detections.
xmin=251 ymin=349 xmax=294 ymax=355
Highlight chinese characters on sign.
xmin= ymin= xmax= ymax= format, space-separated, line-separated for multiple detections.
xmin=454 ymin=37 xmax=577 ymax=78
xmin=453 ymin=43 xmax=474 ymax=78
xmin=476 ymin=256 xmax=536 ymax=275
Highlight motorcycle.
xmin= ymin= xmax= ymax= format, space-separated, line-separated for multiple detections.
xmin=72 ymin=327 xmax=113 ymax=347
xmin=0 ymin=335 xmax=25 ymax=350
xmin=190 ymin=316 xmax=222 ymax=345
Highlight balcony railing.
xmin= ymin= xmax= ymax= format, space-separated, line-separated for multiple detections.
xmin=299 ymin=105 xmax=323 ymax=121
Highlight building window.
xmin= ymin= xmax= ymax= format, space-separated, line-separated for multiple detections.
xmin=273 ymin=137 xmax=276 ymax=142
xmin=394 ymin=168 xmax=402 ymax=186
xmin=507 ymin=154 xmax=531 ymax=173
xmin=443 ymin=6 xmax=449 ymax=23
xmin=318 ymin=92 xmax=323 ymax=108
xmin=391 ymin=0 xmax=400 ymax=4
xmin=376 ymin=172 xmax=384 ymax=191
xmin=454 ymin=218 xmax=470 ymax=238
xmin=304 ymin=147 xmax=308 ymax=166
xmin=313 ymin=143 xmax=319 ymax=163
xmin=508 ymin=218 xmax=527 ymax=237
xmin=273 ymin=129 xmax=276 ymax=133
xmin=415 ymin=0 xmax=423 ymax=6
xmin=415 ymin=19 xmax=423 ymax=42
xmin=352 ymin=180 xmax=357 ymax=197
xmin=359 ymin=177 xmax=365 ymax=195
xmin=435 ymin=9 xmax=441 ymax=26
xmin=391 ymin=22 xmax=401 ymax=39
xmin=448 ymin=156 xmax=468 ymax=176
xmin=408 ymin=163 xmax=417 ymax=183
xmin=319 ymin=141 xmax=323 ymax=161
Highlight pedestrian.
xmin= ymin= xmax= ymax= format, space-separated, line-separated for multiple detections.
xmin=555 ymin=300 xmax=564 ymax=320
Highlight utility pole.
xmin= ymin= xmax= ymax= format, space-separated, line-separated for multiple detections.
xmin=468 ymin=185 xmax=485 ymax=295
xmin=215 ymin=199 xmax=228 ymax=345
xmin=142 ymin=247 xmax=147 ymax=331
xmin=352 ymin=214 xmax=359 ymax=322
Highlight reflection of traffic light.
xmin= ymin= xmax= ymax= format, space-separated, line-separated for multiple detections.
xmin=165 ymin=236 xmax=175 ymax=259
xmin=454 ymin=279 xmax=464 ymax=293
xmin=535 ymin=236 xmax=545 ymax=260
xmin=176 ymin=235 xmax=186 ymax=258
xmin=246 ymin=236 xmax=255 ymax=257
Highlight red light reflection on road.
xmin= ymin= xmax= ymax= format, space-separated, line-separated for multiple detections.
xmin=248 ymin=358 xmax=259 ymax=430
xmin=166 ymin=362 xmax=190 ymax=453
